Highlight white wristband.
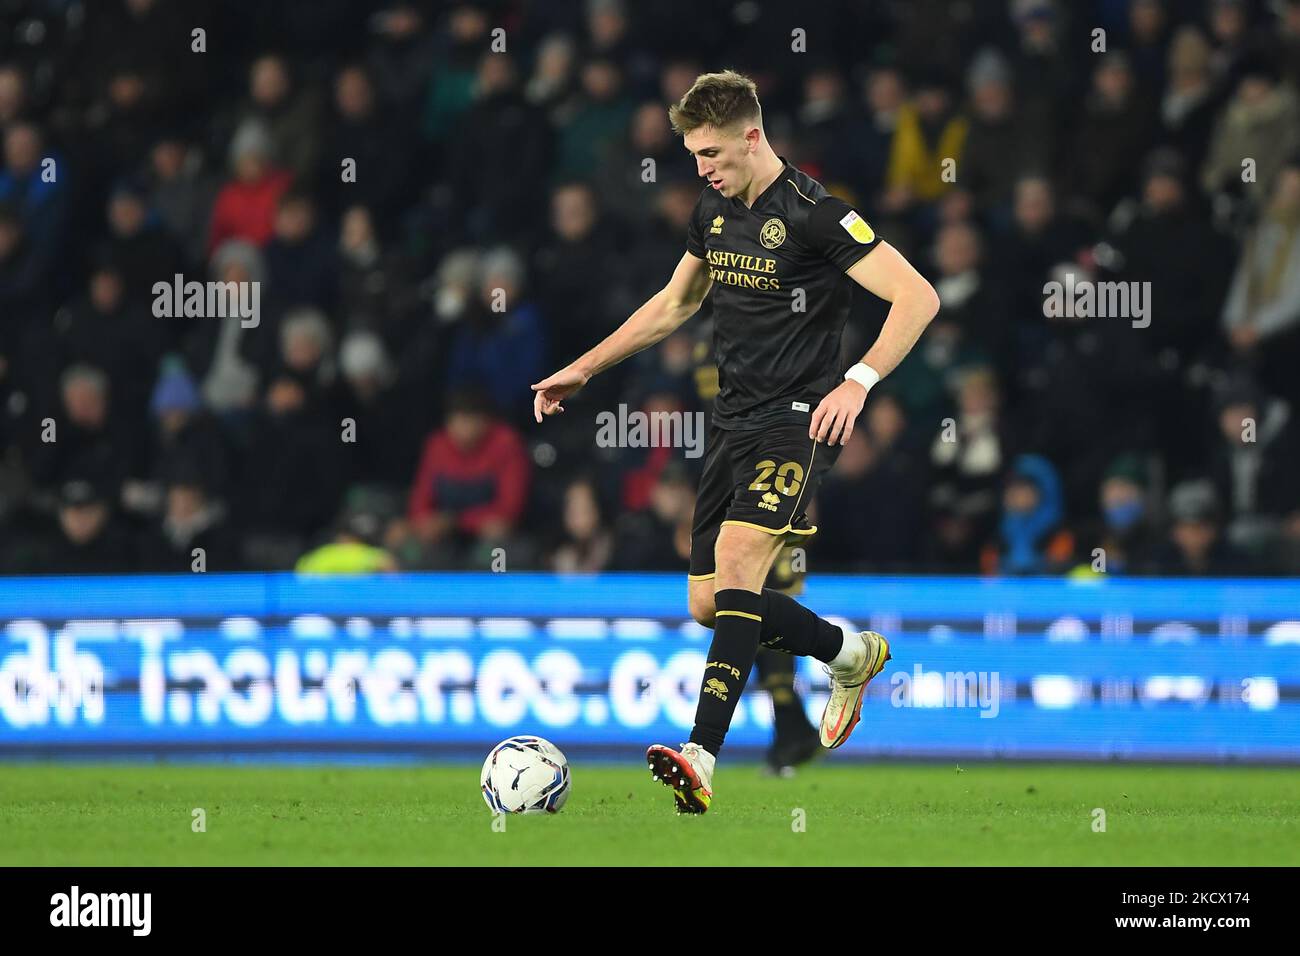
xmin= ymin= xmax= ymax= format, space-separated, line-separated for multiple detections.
xmin=844 ymin=362 xmax=880 ymax=394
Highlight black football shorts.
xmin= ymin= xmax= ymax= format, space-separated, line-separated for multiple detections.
xmin=688 ymin=421 xmax=841 ymax=579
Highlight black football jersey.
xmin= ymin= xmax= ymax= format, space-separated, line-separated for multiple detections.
xmin=685 ymin=158 xmax=882 ymax=431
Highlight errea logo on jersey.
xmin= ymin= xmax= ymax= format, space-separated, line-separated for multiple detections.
xmin=839 ymin=210 xmax=874 ymax=244
xmin=710 ymin=215 xmax=724 ymax=235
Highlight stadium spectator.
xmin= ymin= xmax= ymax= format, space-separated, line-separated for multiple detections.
xmin=237 ymin=376 xmax=347 ymax=568
xmin=399 ymin=390 xmax=531 ymax=568
xmin=596 ymin=101 xmax=681 ymax=225
xmin=441 ymin=52 xmax=551 ymax=247
xmin=534 ymin=182 xmax=622 ymax=368
xmin=1207 ymin=0 xmax=1263 ymax=93
xmin=1201 ymin=54 xmax=1300 ymax=207
xmin=274 ymin=307 xmax=339 ymax=412
xmin=818 ymin=426 xmax=926 ymax=572
xmin=1146 ymin=478 xmax=1251 ymax=575
xmin=610 ymin=462 xmax=693 ymax=571
xmin=317 ymin=63 xmax=412 ymax=228
xmin=38 ymin=478 xmax=138 ymax=575
xmin=0 ymin=202 xmax=52 ymax=417
xmin=1072 ymin=454 xmax=1159 ymax=575
xmin=146 ymin=132 xmax=219 ymax=268
xmin=610 ymin=179 xmax=697 ymax=317
xmin=619 ymin=330 xmax=699 ymax=415
xmin=420 ymin=3 xmax=487 ymax=148
xmin=548 ymin=478 xmax=614 ymax=573
xmin=231 ymin=54 xmax=321 ymax=180
xmin=928 ymin=222 xmax=1009 ymax=381
xmin=996 ymin=453 xmax=1072 ymax=575
xmin=998 ymin=174 xmax=1092 ymax=369
xmin=0 ymin=123 xmax=69 ymax=276
xmin=1159 ymin=26 xmax=1222 ymax=175
xmin=101 ymin=178 xmax=186 ymax=304
xmin=523 ymin=33 xmax=580 ymax=118
xmin=1127 ymin=0 xmax=1172 ymax=91
xmin=135 ymin=362 xmax=234 ymax=514
xmin=51 ymin=257 xmax=162 ymax=423
xmin=1206 ymin=379 xmax=1300 ymax=555
xmin=336 ymin=331 xmax=422 ymax=491
xmin=27 ymin=365 xmax=141 ymax=506
xmin=0 ymin=63 xmax=29 ymax=130
xmin=1272 ymin=508 xmax=1300 ymax=574
xmin=883 ymin=69 xmax=968 ymax=210
xmin=263 ymin=191 xmax=338 ymax=327
xmin=1281 ymin=0 xmax=1300 ymax=89
xmin=296 ymin=507 xmax=398 ymax=574
xmin=1107 ymin=148 xmax=1232 ymax=369
xmin=927 ymin=366 xmax=1011 ymax=570
xmin=137 ymin=473 xmax=242 ymax=573
xmin=1067 ymin=52 xmax=1155 ymax=213
xmin=192 ymin=240 xmax=264 ymax=414
xmin=3 ymin=1 xmax=1299 ymax=577
xmin=207 ymin=119 xmax=293 ymax=254
xmin=886 ymin=280 xmax=992 ymax=433
xmin=555 ymin=58 xmax=635 ymax=181
xmin=1221 ymin=155 xmax=1300 ymax=403
xmin=796 ymin=66 xmax=874 ymax=201
xmin=857 ymin=64 xmax=907 ymax=208
xmin=446 ymin=247 xmax=545 ymax=416
xmin=960 ymin=49 xmax=1040 ymax=212
xmin=365 ymin=4 xmax=438 ymax=118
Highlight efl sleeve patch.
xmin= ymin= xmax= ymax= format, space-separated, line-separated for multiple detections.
xmin=806 ymin=195 xmax=882 ymax=271
xmin=839 ymin=210 xmax=875 ymax=244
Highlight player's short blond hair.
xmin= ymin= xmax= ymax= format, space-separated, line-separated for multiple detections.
xmin=668 ymin=70 xmax=761 ymax=136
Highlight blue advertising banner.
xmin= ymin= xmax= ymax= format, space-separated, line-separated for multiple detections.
xmin=1 ymin=573 xmax=1298 ymax=761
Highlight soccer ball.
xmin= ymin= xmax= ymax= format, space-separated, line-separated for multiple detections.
xmin=480 ymin=736 xmax=571 ymax=814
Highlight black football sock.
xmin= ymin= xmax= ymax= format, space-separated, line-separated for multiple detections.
xmin=758 ymin=588 xmax=844 ymax=663
xmin=755 ymin=646 xmax=812 ymax=740
xmin=689 ymin=588 xmax=762 ymax=757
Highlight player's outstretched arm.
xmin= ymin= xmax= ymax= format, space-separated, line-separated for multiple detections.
xmin=532 ymin=251 xmax=713 ymax=422
xmin=810 ymin=241 xmax=940 ymax=445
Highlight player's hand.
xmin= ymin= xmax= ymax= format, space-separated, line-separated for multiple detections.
xmin=532 ymin=365 xmax=590 ymax=422
xmin=810 ymin=380 xmax=868 ymax=446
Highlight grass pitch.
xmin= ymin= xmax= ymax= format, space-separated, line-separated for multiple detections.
xmin=1 ymin=761 xmax=1296 ymax=866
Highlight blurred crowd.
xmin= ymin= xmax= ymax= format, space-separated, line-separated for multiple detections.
xmin=1 ymin=0 xmax=1299 ymax=577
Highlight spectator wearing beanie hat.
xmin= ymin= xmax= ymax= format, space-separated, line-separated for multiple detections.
xmin=207 ymin=118 xmax=293 ymax=254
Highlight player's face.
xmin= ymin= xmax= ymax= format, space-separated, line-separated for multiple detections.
xmin=684 ymin=124 xmax=753 ymax=199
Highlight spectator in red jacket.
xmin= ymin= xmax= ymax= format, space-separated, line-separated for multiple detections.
xmin=207 ymin=119 xmax=293 ymax=255
xmin=393 ymin=389 xmax=531 ymax=567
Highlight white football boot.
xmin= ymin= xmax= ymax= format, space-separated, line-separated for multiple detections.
xmin=819 ymin=631 xmax=892 ymax=749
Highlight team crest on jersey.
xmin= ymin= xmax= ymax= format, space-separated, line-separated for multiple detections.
xmin=760 ymin=217 xmax=786 ymax=249
xmin=839 ymin=209 xmax=875 ymax=244
xmin=710 ymin=215 xmax=724 ymax=235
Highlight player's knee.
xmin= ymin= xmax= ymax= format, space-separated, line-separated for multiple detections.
xmin=688 ymin=591 xmax=716 ymax=628
xmin=714 ymin=535 xmax=777 ymax=589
